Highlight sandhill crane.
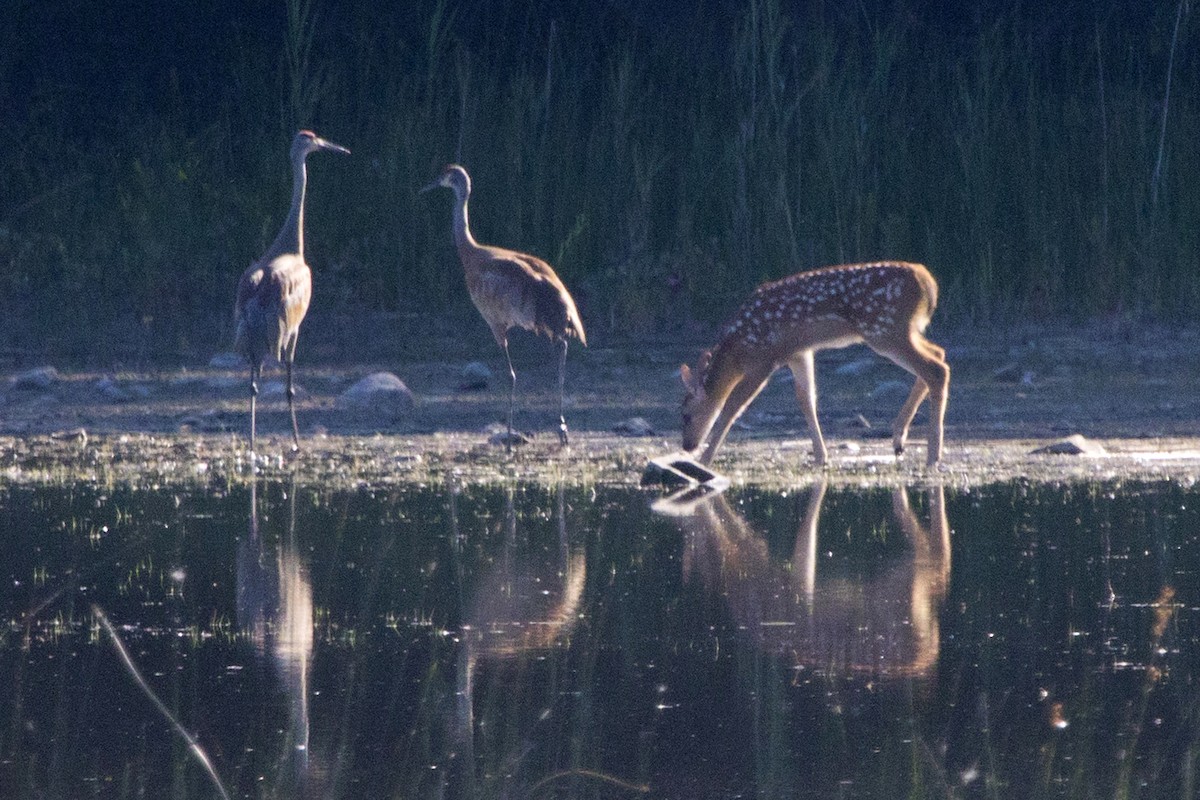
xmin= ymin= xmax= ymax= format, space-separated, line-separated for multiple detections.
xmin=421 ymin=164 xmax=587 ymax=446
xmin=235 ymin=130 xmax=349 ymax=452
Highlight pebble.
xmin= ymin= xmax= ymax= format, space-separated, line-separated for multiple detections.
xmin=992 ymin=362 xmax=1023 ymax=382
xmin=487 ymin=429 xmax=532 ymax=446
xmin=834 ymin=358 xmax=878 ymax=376
xmin=337 ymin=372 xmax=415 ymax=415
xmin=95 ymin=377 xmax=131 ymax=402
xmin=10 ymin=367 xmax=59 ymax=391
xmin=208 ymin=352 xmax=245 ymax=369
xmin=178 ymin=410 xmax=234 ymax=433
xmin=613 ymin=417 xmax=656 ymax=436
xmin=260 ymin=380 xmax=305 ymax=399
xmin=205 ymin=376 xmax=242 ymax=392
xmin=458 ymin=361 xmax=492 ymax=391
xmin=869 ymin=379 xmax=910 ymax=399
xmin=1030 ymin=434 xmax=1107 ymax=456
xmin=49 ymin=427 xmax=87 ymax=444
xmin=94 ymin=377 xmax=152 ymax=402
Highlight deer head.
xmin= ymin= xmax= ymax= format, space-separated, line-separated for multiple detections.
xmin=680 ymin=351 xmax=720 ymax=453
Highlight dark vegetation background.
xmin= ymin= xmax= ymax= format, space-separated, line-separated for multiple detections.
xmin=0 ymin=0 xmax=1195 ymax=364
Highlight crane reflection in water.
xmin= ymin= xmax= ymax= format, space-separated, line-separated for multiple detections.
xmin=443 ymin=482 xmax=597 ymax=797
xmin=237 ymin=474 xmax=314 ymax=794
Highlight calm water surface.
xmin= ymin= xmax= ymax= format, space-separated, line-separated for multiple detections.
xmin=1 ymin=477 xmax=1198 ymax=799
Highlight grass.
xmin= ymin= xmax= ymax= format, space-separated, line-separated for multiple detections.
xmin=0 ymin=1 xmax=1196 ymax=363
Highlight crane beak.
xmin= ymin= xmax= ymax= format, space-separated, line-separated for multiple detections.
xmin=419 ymin=179 xmax=441 ymax=194
xmin=316 ymin=138 xmax=351 ymax=156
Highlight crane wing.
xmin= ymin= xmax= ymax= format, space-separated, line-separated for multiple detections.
xmin=234 ymin=255 xmax=313 ymax=361
xmin=470 ymin=248 xmax=586 ymax=345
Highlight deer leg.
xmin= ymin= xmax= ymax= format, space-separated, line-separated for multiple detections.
xmin=915 ymin=336 xmax=949 ymax=465
xmin=788 ymin=350 xmax=828 ymax=466
xmin=874 ymin=333 xmax=949 ymax=466
xmin=556 ymin=337 xmax=569 ymax=446
xmin=892 ymin=380 xmax=930 ymax=456
xmin=890 ymin=339 xmax=948 ymax=454
xmin=697 ymin=372 xmax=772 ymax=466
xmin=928 ymin=485 xmax=951 ymax=583
xmin=793 ymin=478 xmax=829 ymax=603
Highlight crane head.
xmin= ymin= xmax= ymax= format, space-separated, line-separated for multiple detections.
xmin=420 ymin=163 xmax=470 ymax=198
xmin=292 ymin=130 xmax=351 ymax=160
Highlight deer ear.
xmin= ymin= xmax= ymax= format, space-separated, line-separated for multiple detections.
xmin=680 ymin=364 xmax=695 ymax=390
xmin=698 ymin=350 xmax=712 ymax=373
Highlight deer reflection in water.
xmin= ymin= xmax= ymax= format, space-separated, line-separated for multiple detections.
xmin=661 ymin=481 xmax=950 ymax=678
xmin=445 ymin=483 xmax=589 ymax=796
xmin=237 ymin=475 xmax=314 ymax=789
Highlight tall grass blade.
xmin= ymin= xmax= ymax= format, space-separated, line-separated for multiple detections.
xmin=91 ymin=604 xmax=232 ymax=800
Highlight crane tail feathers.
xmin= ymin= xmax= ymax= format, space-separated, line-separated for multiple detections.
xmin=530 ymin=280 xmax=586 ymax=345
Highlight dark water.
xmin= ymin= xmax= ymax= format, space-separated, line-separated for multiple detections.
xmin=1 ymin=477 xmax=1198 ymax=799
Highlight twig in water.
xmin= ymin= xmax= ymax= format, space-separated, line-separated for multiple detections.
xmin=528 ymin=768 xmax=650 ymax=796
xmin=91 ymin=604 xmax=232 ymax=800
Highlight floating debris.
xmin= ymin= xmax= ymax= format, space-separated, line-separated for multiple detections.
xmin=649 ymin=481 xmax=729 ymax=516
xmin=641 ymin=452 xmax=728 ymax=489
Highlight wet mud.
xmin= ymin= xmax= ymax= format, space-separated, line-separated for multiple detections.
xmin=2 ymin=322 xmax=1199 ymax=489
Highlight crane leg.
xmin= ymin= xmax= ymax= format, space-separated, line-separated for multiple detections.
xmin=557 ymin=338 xmax=569 ymax=446
xmin=286 ymin=358 xmax=301 ymax=452
xmin=249 ymin=363 xmax=260 ymax=453
xmin=502 ymin=340 xmax=517 ymax=444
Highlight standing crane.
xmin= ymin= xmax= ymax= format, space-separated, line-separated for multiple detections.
xmin=235 ymin=130 xmax=349 ymax=452
xmin=421 ymin=164 xmax=587 ymax=446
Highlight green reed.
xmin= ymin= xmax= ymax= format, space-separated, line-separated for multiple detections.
xmin=0 ymin=1 xmax=1195 ymax=361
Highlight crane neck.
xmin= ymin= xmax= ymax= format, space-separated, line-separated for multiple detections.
xmin=452 ymin=189 xmax=479 ymax=251
xmin=264 ymin=154 xmax=309 ymax=262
